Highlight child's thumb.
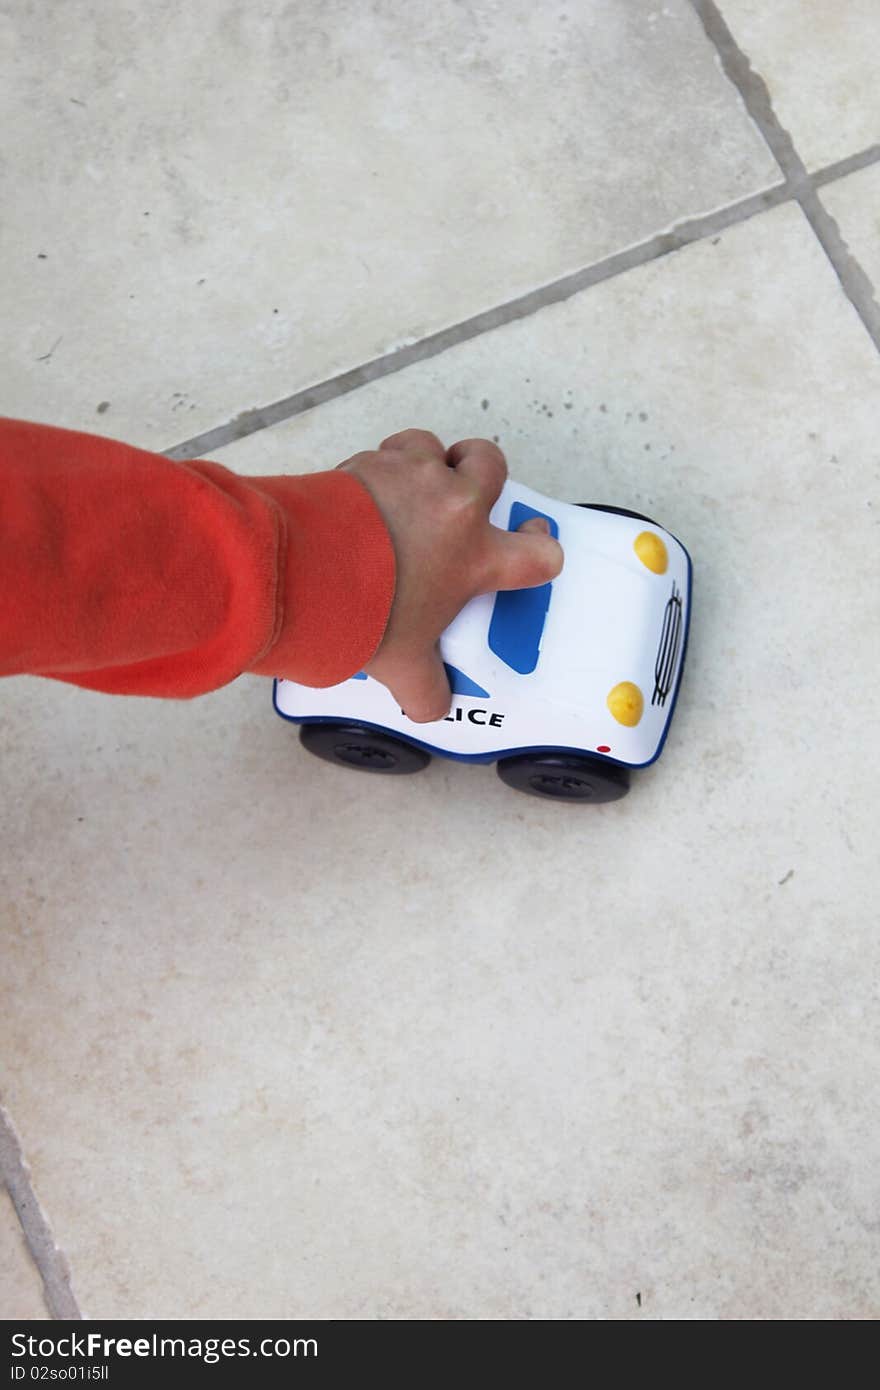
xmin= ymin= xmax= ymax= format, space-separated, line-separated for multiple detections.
xmin=375 ymin=645 xmax=452 ymax=725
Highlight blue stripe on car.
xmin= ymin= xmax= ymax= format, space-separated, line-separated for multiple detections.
xmin=487 ymin=502 xmax=558 ymax=674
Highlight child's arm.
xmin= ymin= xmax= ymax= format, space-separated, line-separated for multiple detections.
xmin=0 ymin=420 xmax=562 ymax=719
xmin=0 ymin=417 xmax=395 ymax=699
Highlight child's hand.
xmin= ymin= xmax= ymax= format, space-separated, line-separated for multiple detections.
xmin=336 ymin=429 xmax=564 ymax=722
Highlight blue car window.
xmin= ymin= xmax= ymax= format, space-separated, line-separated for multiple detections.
xmin=488 ymin=502 xmax=558 ymax=674
xmin=351 ymin=666 xmax=490 ymax=697
xmin=444 ymin=664 xmax=490 ymax=698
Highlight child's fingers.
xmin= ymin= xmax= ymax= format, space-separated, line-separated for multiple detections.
xmin=446 ymin=438 xmax=507 ymax=509
xmin=379 ymin=428 xmax=447 ymax=462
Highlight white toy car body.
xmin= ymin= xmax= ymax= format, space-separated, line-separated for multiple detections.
xmin=274 ymin=479 xmax=692 ymax=801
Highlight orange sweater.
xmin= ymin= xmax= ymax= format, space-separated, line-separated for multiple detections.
xmin=0 ymin=418 xmax=396 ymax=698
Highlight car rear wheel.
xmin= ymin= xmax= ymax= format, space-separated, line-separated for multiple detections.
xmin=299 ymin=721 xmax=431 ymax=774
xmin=496 ymin=753 xmax=630 ymax=802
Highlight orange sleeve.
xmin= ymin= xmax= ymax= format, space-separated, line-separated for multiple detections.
xmin=0 ymin=418 xmax=396 ymax=698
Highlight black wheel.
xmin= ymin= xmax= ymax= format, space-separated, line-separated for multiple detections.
xmin=299 ymin=722 xmax=431 ymax=774
xmin=496 ymin=752 xmax=630 ymax=802
xmin=577 ymin=502 xmax=659 ymax=525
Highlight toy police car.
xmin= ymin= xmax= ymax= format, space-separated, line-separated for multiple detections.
xmin=274 ymin=480 xmax=692 ymax=802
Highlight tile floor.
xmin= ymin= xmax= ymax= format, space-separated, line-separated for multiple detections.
xmin=1 ymin=0 xmax=879 ymax=1321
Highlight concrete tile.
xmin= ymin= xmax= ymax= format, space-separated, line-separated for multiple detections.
xmin=719 ymin=0 xmax=880 ymax=170
xmin=2 ymin=203 xmax=879 ymax=1319
xmin=820 ymin=163 xmax=880 ymax=292
xmin=0 ymin=0 xmax=779 ymax=450
xmin=0 ymin=1188 xmax=48 ymax=1320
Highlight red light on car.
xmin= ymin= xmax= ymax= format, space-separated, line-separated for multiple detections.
xmin=597 ymin=745 xmax=611 ymax=753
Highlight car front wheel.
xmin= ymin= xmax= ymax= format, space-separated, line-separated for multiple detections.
xmin=496 ymin=752 xmax=630 ymax=802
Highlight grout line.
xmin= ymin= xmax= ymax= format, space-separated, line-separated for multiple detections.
xmin=165 ymin=182 xmax=792 ymax=461
xmin=800 ymin=186 xmax=880 ymax=345
xmin=690 ymin=0 xmax=880 ymax=352
xmin=165 ymin=139 xmax=880 ymax=463
xmin=811 ymin=143 xmax=880 ymax=189
xmin=0 ymin=1103 xmax=82 ymax=1320
xmin=164 ymin=67 xmax=880 ymax=463
xmin=690 ymin=0 xmax=805 ymax=181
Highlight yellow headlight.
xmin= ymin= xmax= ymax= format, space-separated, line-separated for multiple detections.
xmin=634 ymin=530 xmax=668 ymax=574
xmin=607 ymin=681 xmax=644 ymax=727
